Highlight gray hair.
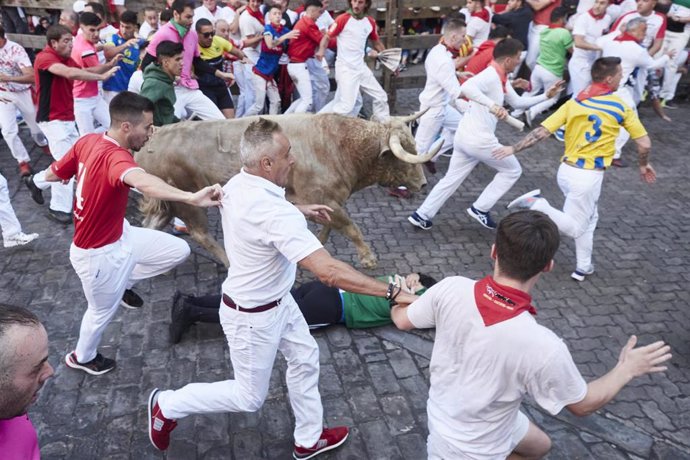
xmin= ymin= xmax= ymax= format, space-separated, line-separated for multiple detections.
xmin=239 ymin=118 xmax=283 ymax=168
xmin=624 ymin=16 xmax=647 ymax=32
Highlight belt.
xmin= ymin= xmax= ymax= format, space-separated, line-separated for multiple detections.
xmin=222 ymin=293 xmax=280 ymax=313
xmin=563 ymin=159 xmax=606 ymax=171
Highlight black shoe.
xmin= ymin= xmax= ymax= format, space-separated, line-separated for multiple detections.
xmin=47 ymin=209 xmax=72 ymax=224
xmin=24 ymin=175 xmax=44 ymax=205
xmin=65 ymin=351 xmax=116 ymax=375
xmin=121 ymin=289 xmax=144 ymax=309
xmin=170 ymin=292 xmax=194 ymax=344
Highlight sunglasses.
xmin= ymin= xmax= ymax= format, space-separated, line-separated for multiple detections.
xmin=201 ymin=31 xmax=214 ymax=38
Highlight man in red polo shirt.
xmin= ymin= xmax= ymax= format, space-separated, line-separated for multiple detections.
xmin=25 ymin=92 xmax=223 ymax=375
xmin=286 ymin=0 xmax=328 ymax=113
xmin=27 ymin=25 xmax=119 ymax=224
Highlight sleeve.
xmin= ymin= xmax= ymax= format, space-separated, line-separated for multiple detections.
xmin=572 ymin=14 xmax=587 ymax=36
xmin=367 ymin=16 xmax=379 ymax=40
xmin=406 ymin=278 xmax=454 ymax=329
xmin=541 ymin=101 xmax=569 ymax=133
xmin=656 ymin=14 xmax=667 ymax=39
xmin=108 ymin=151 xmax=142 ymax=187
xmin=50 ymin=143 xmax=80 ymax=180
xmin=268 ymin=206 xmax=324 ymax=263
xmin=220 ymin=37 xmax=234 ymax=53
xmin=525 ymin=341 xmax=589 ymax=415
xmin=505 ymin=78 xmax=548 ymax=109
xmin=460 ymin=70 xmax=500 ymax=108
xmin=14 ymin=44 xmax=32 ymax=68
xmin=466 ymin=17 xmax=482 ymax=38
xmin=263 ymin=24 xmax=273 ymax=36
xmin=611 ymin=12 xmax=628 ymax=32
xmin=562 ymin=30 xmax=574 ymax=49
xmin=490 ymin=11 xmax=514 ymax=25
xmin=327 ymin=13 xmax=349 ymax=38
xmin=621 ymin=104 xmax=648 ymax=139
xmin=439 ymin=59 xmax=463 ymax=100
xmin=147 ymin=29 xmax=163 ymax=57
xmin=307 ymin=22 xmax=324 ymax=43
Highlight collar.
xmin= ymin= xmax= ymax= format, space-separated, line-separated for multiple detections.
xmin=170 ymin=19 xmax=189 ymax=38
xmin=615 ymin=31 xmax=641 ymax=43
xmin=270 ymin=22 xmax=284 ymax=33
xmin=103 ymin=133 xmax=122 ymax=147
xmin=43 ymin=45 xmax=69 ymax=62
xmin=588 ymin=8 xmax=606 ymax=19
xmin=439 ymin=37 xmax=460 ymax=58
xmin=347 ymin=8 xmax=366 ymax=19
xmin=239 ymin=168 xmax=286 ymax=197
xmin=247 ymin=6 xmax=265 ymax=24
xmin=471 ymin=7 xmax=490 ymax=22
xmin=474 ymin=276 xmax=536 ymax=326
xmin=576 ymin=82 xmax=614 ymax=101
xmin=489 ymin=60 xmax=508 ymax=93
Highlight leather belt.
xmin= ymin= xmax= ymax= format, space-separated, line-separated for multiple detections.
xmin=222 ymin=294 xmax=280 ymax=313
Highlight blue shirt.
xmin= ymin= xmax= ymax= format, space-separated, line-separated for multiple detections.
xmin=102 ymin=34 xmax=146 ymax=92
xmin=253 ymin=23 xmax=290 ymax=80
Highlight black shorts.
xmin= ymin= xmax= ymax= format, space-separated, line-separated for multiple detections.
xmin=200 ymin=85 xmax=234 ymax=111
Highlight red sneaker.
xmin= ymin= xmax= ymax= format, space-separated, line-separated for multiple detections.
xmin=148 ymin=388 xmax=177 ymax=451
xmin=293 ymin=426 xmax=349 ymax=459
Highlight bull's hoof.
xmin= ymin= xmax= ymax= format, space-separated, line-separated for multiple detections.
xmin=360 ymin=254 xmax=378 ymax=269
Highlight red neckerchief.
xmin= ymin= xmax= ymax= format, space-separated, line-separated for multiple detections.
xmin=489 ymin=60 xmax=508 ymax=93
xmin=474 ymin=276 xmax=536 ymax=327
xmin=439 ymin=37 xmax=460 ymax=58
xmin=588 ymin=8 xmax=606 ymax=19
xmin=615 ymin=32 xmax=640 ymax=42
xmin=471 ymin=7 xmax=490 ymax=22
xmin=272 ymin=23 xmax=284 ymax=34
xmin=247 ymin=6 xmax=265 ymax=25
xmin=576 ymin=82 xmax=614 ymax=101
xmin=548 ymin=23 xmax=563 ymax=29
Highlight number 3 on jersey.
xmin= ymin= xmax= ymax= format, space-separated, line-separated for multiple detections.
xmin=75 ymin=162 xmax=87 ymax=210
xmin=585 ymin=114 xmax=602 ymax=143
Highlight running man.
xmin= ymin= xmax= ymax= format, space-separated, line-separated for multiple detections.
xmin=496 ymin=57 xmax=655 ymax=281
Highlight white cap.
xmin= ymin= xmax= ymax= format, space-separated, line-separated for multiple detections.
xmin=73 ymin=0 xmax=86 ymax=13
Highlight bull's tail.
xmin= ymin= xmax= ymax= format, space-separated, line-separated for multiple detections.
xmin=139 ymin=195 xmax=173 ymax=230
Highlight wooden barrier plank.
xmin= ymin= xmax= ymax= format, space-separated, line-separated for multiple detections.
xmin=7 ymin=33 xmax=47 ymax=50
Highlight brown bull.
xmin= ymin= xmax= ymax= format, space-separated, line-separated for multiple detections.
xmin=135 ymin=112 xmax=438 ymax=268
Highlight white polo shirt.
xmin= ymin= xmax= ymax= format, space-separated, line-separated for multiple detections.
xmin=328 ymin=12 xmax=379 ymax=68
xmin=571 ymin=12 xmax=612 ymax=63
xmin=418 ymin=43 xmax=462 ymax=111
xmin=220 ymin=169 xmax=323 ymax=308
xmin=407 ymin=276 xmax=588 ymax=459
xmin=612 ymin=11 xmax=667 ymax=49
xmin=193 ymin=4 xmax=236 ymax=27
xmin=240 ymin=10 xmax=266 ymax=62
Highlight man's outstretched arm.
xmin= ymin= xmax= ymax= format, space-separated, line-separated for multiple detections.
xmin=493 ymin=126 xmax=552 ymax=159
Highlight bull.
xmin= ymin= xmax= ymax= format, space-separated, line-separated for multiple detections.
xmin=135 ymin=112 xmax=439 ymax=268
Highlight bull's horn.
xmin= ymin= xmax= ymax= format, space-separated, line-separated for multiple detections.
xmin=396 ymin=108 xmax=429 ymax=124
xmin=388 ymin=134 xmax=440 ymax=164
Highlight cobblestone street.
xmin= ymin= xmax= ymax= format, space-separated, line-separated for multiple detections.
xmin=1 ymin=90 xmax=689 ymax=459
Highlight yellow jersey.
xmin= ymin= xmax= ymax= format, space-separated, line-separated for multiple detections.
xmin=541 ymin=94 xmax=647 ymax=169
xmin=199 ymin=36 xmax=234 ymax=62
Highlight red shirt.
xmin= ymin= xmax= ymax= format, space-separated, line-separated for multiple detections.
xmin=51 ymin=133 xmax=142 ymax=249
xmin=288 ymin=16 xmax=324 ymax=63
xmin=34 ymin=46 xmax=80 ymax=122
xmin=465 ymin=40 xmax=496 ymax=76
xmin=533 ymin=0 xmax=561 ymax=25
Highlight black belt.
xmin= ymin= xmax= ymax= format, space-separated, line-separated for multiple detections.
xmin=222 ymin=294 xmax=280 ymax=313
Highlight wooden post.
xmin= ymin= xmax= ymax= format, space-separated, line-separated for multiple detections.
xmin=382 ymin=0 xmax=399 ymax=111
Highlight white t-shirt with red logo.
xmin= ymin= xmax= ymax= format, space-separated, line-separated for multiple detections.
xmin=612 ymin=11 xmax=667 ymax=49
xmin=0 ymin=40 xmax=32 ymax=92
xmin=328 ymin=12 xmax=378 ymax=68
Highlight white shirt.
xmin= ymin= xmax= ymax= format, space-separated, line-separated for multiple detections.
xmin=193 ymin=4 xmax=236 ymax=27
xmin=613 ymin=11 xmax=667 ymax=49
xmin=466 ymin=7 xmax=492 ymax=47
xmin=99 ymin=24 xmax=119 ymax=43
xmin=328 ymin=12 xmax=378 ymax=68
xmin=407 ymin=277 xmax=588 ymax=459
xmin=458 ymin=66 xmax=547 ymax=147
xmin=418 ymin=43 xmax=462 ymax=111
xmin=315 ymin=10 xmax=335 ymax=31
xmin=601 ymin=38 xmax=670 ymax=89
xmin=240 ymin=10 xmax=266 ymax=62
xmin=220 ymin=169 xmax=323 ymax=307
xmin=0 ymin=40 xmax=32 ymax=92
xmin=138 ymin=21 xmax=157 ymax=39
xmin=571 ymin=12 xmax=612 ymax=63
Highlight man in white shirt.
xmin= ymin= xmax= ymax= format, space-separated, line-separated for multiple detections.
xmin=393 ymin=210 xmax=672 ymax=459
xmin=139 ymin=7 xmax=160 ymax=39
xmin=318 ymin=0 xmax=390 ymax=122
xmin=409 ymin=39 xmax=563 ymax=231
xmin=568 ymin=0 xmax=611 ymax=96
xmin=193 ymin=0 xmax=235 ymax=27
xmin=148 ymin=118 xmax=418 ymax=458
xmin=239 ymin=0 xmax=267 ymax=116
xmin=466 ymin=0 xmax=492 ymax=47
xmin=659 ymin=2 xmax=690 ymax=104
xmin=305 ymin=0 xmax=335 ymax=111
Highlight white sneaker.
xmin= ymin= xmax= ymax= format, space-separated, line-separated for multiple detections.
xmin=3 ymin=232 xmax=38 ymax=248
xmin=571 ymin=266 xmax=595 ymax=282
xmin=507 ymin=189 xmax=542 ymax=210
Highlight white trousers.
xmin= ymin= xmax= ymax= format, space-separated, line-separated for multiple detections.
xmin=102 ymin=90 xmax=119 ymax=104
xmin=415 ymin=105 xmax=462 ymax=159
xmin=321 ymin=63 xmax=389 ymax=122
xmin=613 ymin=86 xmax=636 ymax=159
xmin=526 ymin=23 xmax=547 ymax=70
xmin=0 ymin=172 xmax=22 ymax=239
xmin=531 ymin=163 xmax=604 ymax=270
xmin=173 ymin=86 xmax=224 ymax=120
xmin=525 ymin=65 xmax=560 ymax=118
xmin=306 ymin=58 xmax=330 ymax=112
xmin=568 ymin=57 xmax=593 ymax=97
xmin=286 ymin=62 xmax=314 ymax=113
xmin=70 ymin=222 xmax=190 ymax=363
xmin=157 ymin=293 xmax=323 ymax=447
xmin=245 ymin=73 xmax=281 ymax=116
xmin=416 ymin=138 xmax=522 ymax=220
xmin=660 ymin=29 xmax=690 ymax=101
xmin=0 ymin=89 xmax=42 ymax=163
xmin=35 ymin=120 xmax=79 ymax=213
xmin=74 ymin=95 xmax=110 ymax=136
xmin=234 ymin=61 xmax=253 ymax=118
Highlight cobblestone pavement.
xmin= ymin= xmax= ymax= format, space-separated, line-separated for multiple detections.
xmin=1 ymin=89 xmax=689 ymax=459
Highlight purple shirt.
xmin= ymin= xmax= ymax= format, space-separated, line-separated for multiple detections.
xmin=0 ymin=414 xmax=41 ymax=460
xmin=147 ymin=21 xmax=200 ymax=90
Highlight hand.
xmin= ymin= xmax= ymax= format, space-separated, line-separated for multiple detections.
xmin=545 ymin=79 xmax=566 ymax=98
xmin=511 ymin=78 xmax=530 ymax=90
xmin=666 ymin=48 xmax=677 ymax=59
xmin=639 ymin=164 xmax=656 ymax=183
xmin=297 ymin=204 xmax=333 ymax=223
xmin=218 ymin=71 xmax=235 ymax=81
xmin=315 ymin=51 xmax=325 ymax=61
xmin=285 ymin=30 xmax=300 ymax=40
xmin=389 ymin=274 xmax=413 ymax=294
xmin=368 ymin=49 xmax=380 ymax=59
xmin=457 ymin=71 xmax=474 ymax=80
xmin=126 ymin=37 xmax=139 ymax=48
xmin=108 ymin=54 xmax=123 ymax=67
xmin=189 ymin=184 xmax=224 ymax=207
xmin=492 ymin=145 xmax=515 ymax=160
xmin=616 ymin=335 xmax=671 ymax=379
xmin=490 ymin=104 xmax=508 ymax=120
xmin=101 ymin=66 xmax=120 ymax=80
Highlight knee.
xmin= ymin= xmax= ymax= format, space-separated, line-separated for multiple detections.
xmin=507 ymin=163 xmax=523 ymax=180
xmin=533 ymin=433 xmax=552 ymax=458
xmin=173 ymin=239 xmax=191 ymax=262
xmin=237 ymin=388 xmax=267 ymax=412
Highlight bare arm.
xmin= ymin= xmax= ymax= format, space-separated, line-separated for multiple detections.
xmin=229 ymin=6 xmax=245 ymax=34
xmin=633 ymin=134 xmax=657 ymax=183
xmin=103 ymin=38 xmax=139 ymax=60
xmin=371 ymin=39 xmax=385 ymax=53
xmin=568 ymin=335 xmax=671 ymax=416
xmin=573 ymin=34 xmax=601 ymax=51
xmin=47 ymin=62 xmax=119 ymax=81
xmin=492 ymin=126 xmax=551 ymax=159
xmin=0 ymin=65 xmax=34 ymax=84
xmin=391 ymin=304 xmax=416 ymax=330
xmin=124 ymin=169 xmax=223 ymax=207
xmin=648 ymin=37 xmax=663 ymax=56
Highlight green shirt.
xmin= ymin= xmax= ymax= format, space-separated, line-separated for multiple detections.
xmin=342 ymin=276 xmax=427 ymax=329
xmin=537 ymin=27 xmax=573 ymax=78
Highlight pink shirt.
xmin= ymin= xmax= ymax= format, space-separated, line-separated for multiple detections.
xmin=0 ymin=414 xmax=41 ymax=460
xmin=71 ymin=33 xmax=99 ymax=98
xmin=147 ymin=22 xmax=200 ymax=90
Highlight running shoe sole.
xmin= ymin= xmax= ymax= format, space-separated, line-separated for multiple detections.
xmin=507 ymin=189 xmax=541 ymax=210
xmin=148 ymin=388 xmax=162 ymax=450
xmin=64 ymin=352 xmax=115 ymax=376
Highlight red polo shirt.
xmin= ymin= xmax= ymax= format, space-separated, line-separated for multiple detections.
xmin=34 ymin=45 xmax=80 ymax=122
xmin=288 ymin=16 xmax=324 ymax=63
